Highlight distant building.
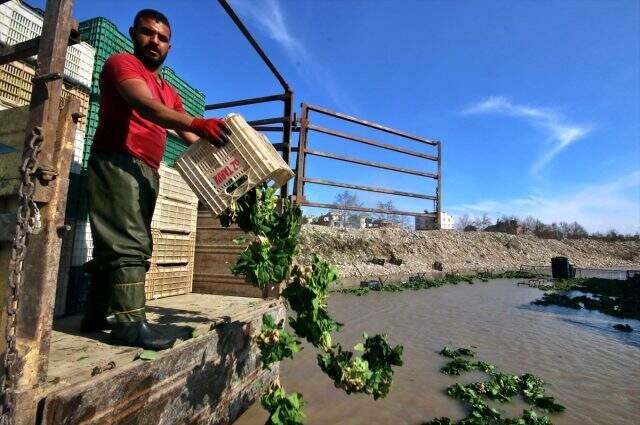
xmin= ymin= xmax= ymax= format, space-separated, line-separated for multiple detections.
xmin=348 ymin=214 xmax=367 ymax=229
xmin=314 ymin=211 xmax=341 ymax=227
xmin=415 ymin=212 xmax=455 ymax=231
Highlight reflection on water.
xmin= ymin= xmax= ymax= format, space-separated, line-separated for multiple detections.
xmin=235 ymin=280 xmax=640 ymax=425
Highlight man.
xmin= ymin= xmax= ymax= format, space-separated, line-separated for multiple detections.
xmin=81 ymin=9 xmax=229 ymax=350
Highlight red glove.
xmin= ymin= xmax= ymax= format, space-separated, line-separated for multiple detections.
xmin=189 ymin=118 xmax=231 ymax=147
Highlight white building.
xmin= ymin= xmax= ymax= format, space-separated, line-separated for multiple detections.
xmin=415 ymin=212 xmax=455 ymax=231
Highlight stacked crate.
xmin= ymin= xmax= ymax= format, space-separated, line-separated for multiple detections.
xmin=50 ymin=16 xmax=205 ymax=315
xmin=146 ymin=164 xmax=199 ymax=299
xmin=0 ymin=0 xmax=96 ymax=88
xmin=0 ymin=1 xmax=96 ymax=315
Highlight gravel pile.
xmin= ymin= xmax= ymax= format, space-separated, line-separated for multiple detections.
xmin=299 ymin=225 xmax=640 ymax=279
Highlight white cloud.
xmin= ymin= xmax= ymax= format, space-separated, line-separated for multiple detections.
xmin=231 ymin=0 xmax=355 ymax=112
xmin=449 ymin=170 xmax=640 ymax=234
xmin=462 ymin=96 xmax=592 ymax=173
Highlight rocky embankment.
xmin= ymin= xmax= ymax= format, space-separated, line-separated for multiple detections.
xmin=299 ymin=225 xmax=640 ymax=280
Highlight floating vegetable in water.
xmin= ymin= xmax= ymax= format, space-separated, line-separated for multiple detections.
xmin=423 ymin=346 xmax=565 ymax=425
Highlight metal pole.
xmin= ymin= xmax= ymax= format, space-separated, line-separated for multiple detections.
xmin=217 ymin=0 xmax=290 ymax=91
xmin=281 ymin=90 xmax=293 ymax=198
xmin=294 ymin=104 xmax=309 ymax=203
xmin=5 ymin=1 xmax=77 ymax=423
xmin=437 ymin=141 xmax=442 ymax=221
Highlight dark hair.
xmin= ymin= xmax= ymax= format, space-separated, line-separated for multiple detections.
xmin=133 ymin=9 xmax=171 ymax=31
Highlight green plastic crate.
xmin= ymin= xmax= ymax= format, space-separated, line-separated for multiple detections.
xmin=160 ymin=67 xmax=205 ymax=117
xmin=65 ymin=171 xmax=90 ymax=222
xmin=163 ymin=133 xmax=189 ymax=166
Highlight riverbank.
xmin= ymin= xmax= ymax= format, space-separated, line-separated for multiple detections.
xmin=299 ymin=225 xmax=640 ymax=279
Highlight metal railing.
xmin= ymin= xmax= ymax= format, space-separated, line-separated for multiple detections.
xmin=294 ymin=103 xmax=441 ymax=219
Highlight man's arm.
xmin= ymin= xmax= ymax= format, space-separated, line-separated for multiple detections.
xmin=116 ymin=78 xmax=230 ymax=145
xmin=117 ymin=78 xmax=193 ymax=131
xmin=176 ymin=129 xmax=200 ymax=145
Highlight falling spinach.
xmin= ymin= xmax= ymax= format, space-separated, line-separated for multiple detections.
xmin=220 ymin=187 xmax=403 ymax=423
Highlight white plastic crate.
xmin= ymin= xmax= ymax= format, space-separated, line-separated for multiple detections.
xmin=0 ymin=58 xmax=90 ymax=123
xmin=151 ymin=197 xmax=198 ymax=234
xmin=0 ymin=0 xmax=95 ymax=88
xmin=71 ymin=220 xmax=93 ymax=266
xmin=158 ymin=163 xmax=198 ymax=204
xmin=145 ymin=263 xmax=194 ymax=300
xmin=60 ymin=84 xmax=89 ymax=131
xmin=70 ymin=128 xmax=85 ymax=174
xmin=0 ymin=59 xmax=33 ymax=107
xmin=151 ymin=230 xmax=196 ymax=265
xmin=175 ymin=113 xmax=294 ymax=215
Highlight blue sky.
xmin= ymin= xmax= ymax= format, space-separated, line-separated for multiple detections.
xmin=34 ymin=0 xmax=640 ymax=233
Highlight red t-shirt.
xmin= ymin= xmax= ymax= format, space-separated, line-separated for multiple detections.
xmin=91 ymin=53 xmax=186 ymax=169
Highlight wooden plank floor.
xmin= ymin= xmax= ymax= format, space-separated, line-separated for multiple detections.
xmin=46 ymin=293 xmax=279 ymax=395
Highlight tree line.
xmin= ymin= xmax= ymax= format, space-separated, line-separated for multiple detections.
xmin=455 ymin=213 xmax=639 ymax=241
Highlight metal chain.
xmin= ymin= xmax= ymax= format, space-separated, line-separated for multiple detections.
xmin=1 ymin=128 xmax=44 ymax=425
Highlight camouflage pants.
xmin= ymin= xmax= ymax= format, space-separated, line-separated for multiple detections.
xmin=86 ymin=151 xmax=158 ymax=323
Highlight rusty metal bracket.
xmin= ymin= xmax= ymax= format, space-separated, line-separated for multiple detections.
xmin=91 ymin=361 xmax=116 ymax=377
xmin=31 ymin=72 xmax=62 ymax=85
xmin=35 ymin=166 xmax=58 ymax=182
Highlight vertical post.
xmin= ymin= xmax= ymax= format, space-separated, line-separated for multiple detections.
xmin=436 ymin=140 xmax=442 ymax=224
xmin=7 ymin=1 xmax=76 ymax=423
xmin=281 ymin=89 xmax=293 ymax=198
xmin=294 ymin=104 xmax=309 ymax=204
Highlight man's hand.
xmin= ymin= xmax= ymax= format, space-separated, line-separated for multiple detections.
xmin=189 ymin=118 xmax=232 ymax=147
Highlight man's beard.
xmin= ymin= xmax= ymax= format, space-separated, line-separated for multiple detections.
xmin=133 ymin=42 xmax=167 ymax=70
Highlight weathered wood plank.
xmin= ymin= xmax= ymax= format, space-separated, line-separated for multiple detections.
xmin=42 ymin=294 xmax=285 ymax=424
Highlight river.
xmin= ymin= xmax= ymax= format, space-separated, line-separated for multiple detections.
xmin=235 ymin=279 xmax=640 ymax=425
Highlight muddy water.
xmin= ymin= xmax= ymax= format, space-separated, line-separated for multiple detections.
xmin=235 ymin=280 xmax=640 ymax=425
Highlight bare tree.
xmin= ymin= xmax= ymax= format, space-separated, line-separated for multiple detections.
xmin=376 ymin=200 xmax=409 ymax=228
xmin=455 ymin=214 xmax=473 ymax=231
xmin=333 ymin=190 xmax=363 ymax=227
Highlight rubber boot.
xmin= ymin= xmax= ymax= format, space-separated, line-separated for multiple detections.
xmin=110 ymin=321 xmax=175 ymax=351
xmin=80 ymin=260 xmax=111 ymax=332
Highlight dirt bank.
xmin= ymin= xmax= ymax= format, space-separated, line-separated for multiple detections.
xmin=299 ymin=225 xmax=640 ymax=279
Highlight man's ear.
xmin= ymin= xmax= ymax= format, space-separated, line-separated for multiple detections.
xmin=129 ymin=27 xmax=135 ymax=39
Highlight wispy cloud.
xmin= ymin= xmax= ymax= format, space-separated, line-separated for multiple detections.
xmin=231 ymin=0 xmax=355 ymax=112
xmin=449 ymin=170 xmax=640 ymax=234
xmin=462 ymin=96 xmax=592 ymax=173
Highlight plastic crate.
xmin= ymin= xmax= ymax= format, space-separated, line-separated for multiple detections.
xmin=65 ymin=265 xmax=90 ymax=315
xmin=0 ymin=59 xmax=90 ymax=125
xmin=70 ymin=128 xmax=85 ymax=174
xmin=175 ymin=113 xmax=294 ymax=215
xmin=0 ymin=1 xmax=96 ymax=88
xmin=71 ymin=220 xmax=93 ymax=266
xmin=162 ymin=133 xmax=189 ymax=167
xmin=65 ymin=171 xmax=89 ymax=221
xmin=0 ymin=60 xmax=33 ymax=106
xmin=151 ymin=230 xmax=196 ymax=265
xmin=78 ymin=17 xmax=133 ymax=62
xmin=151 ymin=197 xmax=198 ymax=234
xmin=145 ymin=262 xmax=194 ymax=300
xmin=160 ymin=66 xmax=205 ymax=117
xmin=158 ymin=163 xmax=198 ymax=204
xmin=60 ymin=83 xmax=90 ymax=131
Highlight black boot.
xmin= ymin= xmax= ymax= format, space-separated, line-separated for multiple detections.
xmin=81 ymin=260 xmax=111 ymax=332
xmin=110 ymin=321 xmax=175 ymax=351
